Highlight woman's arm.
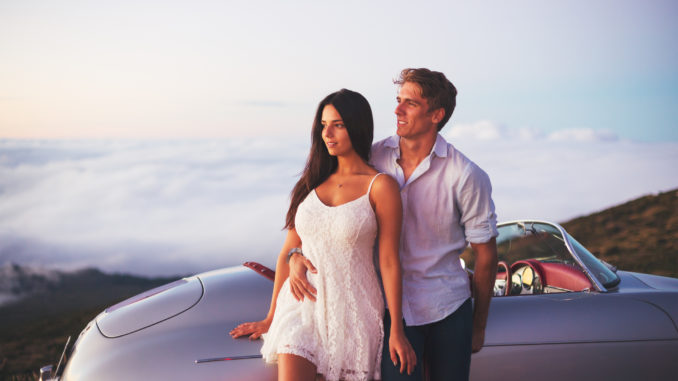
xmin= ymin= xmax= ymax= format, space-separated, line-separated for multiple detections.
xmin=229 ymin=228 xmax=302 ymax=339
xmin=371 ymin=175 xmax=416 ymax=375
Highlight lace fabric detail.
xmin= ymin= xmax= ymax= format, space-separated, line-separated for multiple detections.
xmin=261 ymin=175 xmax=385 ymax=381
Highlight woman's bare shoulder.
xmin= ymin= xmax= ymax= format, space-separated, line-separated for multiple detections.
xmin=370 ymin=173 xmax=400 ymax=197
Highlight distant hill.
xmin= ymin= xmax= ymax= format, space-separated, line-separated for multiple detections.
xmin=0 ymin=264 xmax=61 ymax=307
xmin=0 ymin=266 xmax=181 ymax=379
xmin=562 ymin=188 xmax=678 ymax=279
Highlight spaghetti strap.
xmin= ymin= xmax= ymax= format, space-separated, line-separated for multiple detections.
xmin=366 ymin=173 xmax=383 ymax=195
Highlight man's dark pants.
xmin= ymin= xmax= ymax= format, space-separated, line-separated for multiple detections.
xmin=382 ymin=298 xmax=472 ymax=381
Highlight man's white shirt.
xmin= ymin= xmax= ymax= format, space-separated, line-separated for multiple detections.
xmin=371 ymin=134 xmax=498 ymax=326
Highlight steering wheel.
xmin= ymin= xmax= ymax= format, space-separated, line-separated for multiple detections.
xmin=497 ymin=261 xmax=512 ymax=296
xmin=509 ymin=260 xmax=544 ymax=295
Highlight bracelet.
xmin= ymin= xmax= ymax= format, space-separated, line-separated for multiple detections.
xmin=286 ymin=247 xmax=303 ymax=263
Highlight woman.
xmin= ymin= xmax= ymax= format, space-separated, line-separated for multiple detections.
xmin=230 ymin=89 xmax=415 ymax=381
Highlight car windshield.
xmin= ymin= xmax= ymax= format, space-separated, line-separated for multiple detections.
xmin=565 ymin=233 xmax=620 ymax=288
xmin=496 ymin=222 xmax=575 ymax=266
xmin=462 ymin=221 xmax=621 ymax=295
xmin=494 ymin=222 xmax=620 ymax=291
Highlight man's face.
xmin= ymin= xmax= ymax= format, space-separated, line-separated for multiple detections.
xmin=394 ymin=82 xmax=441 ymax=140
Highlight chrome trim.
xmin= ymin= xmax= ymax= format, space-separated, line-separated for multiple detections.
xmin=53 ymin=335 xmax=71 ymax=379
xmin=544 ymin=285 xmax=588 ymax=293
xmin=195 ymin=354 xmax=262 ymax=364
xmin=498 ymin=220 xmax=608 ymax=293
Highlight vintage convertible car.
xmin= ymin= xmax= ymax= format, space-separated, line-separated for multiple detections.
xmin=40 ymin=220 xmax=678 ymax=381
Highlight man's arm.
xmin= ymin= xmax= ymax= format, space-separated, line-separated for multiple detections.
xmin=469 ymin=237 xmax=498 ymax=353
xmin=288 ymin=249 xmax=318 ymax=301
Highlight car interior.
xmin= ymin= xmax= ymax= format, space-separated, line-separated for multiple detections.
xmin=463 ymin=222 xmax=594 ymax=297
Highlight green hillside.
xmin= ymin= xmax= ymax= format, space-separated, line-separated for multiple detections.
xmin=562 ymin=188 xmax=678 ymax=278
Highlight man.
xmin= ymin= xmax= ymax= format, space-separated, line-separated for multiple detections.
xmin=289 ymin=68 xmax=498 ymax=380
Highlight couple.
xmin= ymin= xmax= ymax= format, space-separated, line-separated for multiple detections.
xmin=231 ymin=68 xmax=499 ymax=381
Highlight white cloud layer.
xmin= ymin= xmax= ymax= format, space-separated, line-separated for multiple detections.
xmin=0 ymin=139 xmax=307 ymax=275
xmin=447 ymin=121 xmax=619 ymax=142
xmin=1 ymin=129 xmax=676 ymax=276
xmin=443 ymin=122 xmax=677 ymax=227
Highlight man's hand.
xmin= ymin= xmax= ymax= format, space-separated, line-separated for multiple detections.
xmin=288 ymin=253 xmax=318 ymax=302
xmin=470 ymin=237 xmax=498 ymax=354
xmin=389 ymin=329 xmax=417 ymax=375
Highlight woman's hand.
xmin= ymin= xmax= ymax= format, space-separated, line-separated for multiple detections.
xmin=229 ymin=318 xmax=272 ymax=340
xmin=389 ymin=329 xmax=417 ymax=375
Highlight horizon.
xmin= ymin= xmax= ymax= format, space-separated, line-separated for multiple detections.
xmin=1 ymin=185 xmax=676 ymax=278
xmin=2 ymin=132 xmax=677 ymax=277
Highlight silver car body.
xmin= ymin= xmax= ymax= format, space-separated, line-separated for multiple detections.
xmin=44 ymin=220 xmax=678 ymax=380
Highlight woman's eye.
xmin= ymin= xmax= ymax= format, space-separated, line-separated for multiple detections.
xmin=336 ymin=123 xmax=345 ymax=128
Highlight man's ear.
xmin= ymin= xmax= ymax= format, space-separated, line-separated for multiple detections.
xmin=431 ymin=107 xmax=445 ymax=124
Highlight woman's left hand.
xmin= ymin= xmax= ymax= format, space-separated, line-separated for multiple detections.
xmin=229 ymin=317 xmax=272 ymax=340
xmin=389 ymin=329 xmax=417 ymax=375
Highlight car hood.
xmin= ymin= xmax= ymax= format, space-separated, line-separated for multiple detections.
xmin=63 ymin=265 xmax=275 ymax=381
xmin=625 ymin=271 xmax=678 ymax=291
xmin=96 ymin=277 xmax=204 ymax=337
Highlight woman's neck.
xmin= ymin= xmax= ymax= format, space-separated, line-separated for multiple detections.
xmin=335 ymin=151 xmax=369 ymax=176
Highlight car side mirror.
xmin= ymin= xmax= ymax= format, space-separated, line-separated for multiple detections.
xmin=39 ymin=365 xmax=54 ymax=381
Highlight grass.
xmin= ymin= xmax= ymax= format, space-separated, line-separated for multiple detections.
xmin=562 ymin=188 xmax=678 ymax=278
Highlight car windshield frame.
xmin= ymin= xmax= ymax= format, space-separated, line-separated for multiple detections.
xmin=497 ymin=220 xmax=620 ymax=292
xmin=564 ymin=232 xmax=621 ymax=289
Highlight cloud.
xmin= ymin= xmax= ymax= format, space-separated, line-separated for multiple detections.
xmin=547 ymin=128 xmax=618 ymax=142
xmin=1 ymin=132 xmax=676 ymax=276
xmin=443 ymin=123 xmax=676 ymax=224
xmin=446 ymin=121 xmax=618 ymax=142
xmin=0 ymin=139 xmax=307 ymax=275
xmin=447 ymin=121 xmax=543 ymax=141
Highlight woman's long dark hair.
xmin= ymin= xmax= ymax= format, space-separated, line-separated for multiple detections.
xmin=284 ymin=89 xmax=374 ymax=229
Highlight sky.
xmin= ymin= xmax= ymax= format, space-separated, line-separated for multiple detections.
xmin=1 ymin=1 xmax=677 ymax=276
xmin=1 ymin=0 xmax=677 ymax=141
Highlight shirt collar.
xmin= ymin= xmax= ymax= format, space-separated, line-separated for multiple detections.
xmin=385 ymin=133 xmax=448 ymax=158
xmin=432 ymin=133 xmax=448 ymax=158
xmin=384 ymin=134 xmax=400 ymax=149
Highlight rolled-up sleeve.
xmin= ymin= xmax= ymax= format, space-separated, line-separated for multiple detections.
xmin=457 ymin=162 xmax=498 ymax=244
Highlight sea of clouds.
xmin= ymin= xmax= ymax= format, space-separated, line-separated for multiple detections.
xmin=1 ymin=125 xmax=676 ymax=276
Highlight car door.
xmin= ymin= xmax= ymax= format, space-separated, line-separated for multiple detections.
xmin=466 ymin=221 xmax=678 ymax=380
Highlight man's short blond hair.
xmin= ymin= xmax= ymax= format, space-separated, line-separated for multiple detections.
xmin=395 ymin=68 xmax=457 ymax=131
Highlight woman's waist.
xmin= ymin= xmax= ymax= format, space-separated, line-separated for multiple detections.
xmin=308 ymin=265 xmax=381 ymax=285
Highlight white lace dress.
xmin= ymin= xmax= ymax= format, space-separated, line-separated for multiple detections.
xmin=261 ymin=174 xmax=385 ymax=381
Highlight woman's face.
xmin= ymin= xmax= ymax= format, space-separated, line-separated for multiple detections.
xmin=321 ymin=104 xmax=353 ymax=156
